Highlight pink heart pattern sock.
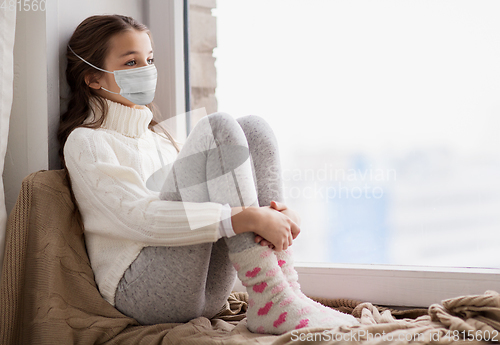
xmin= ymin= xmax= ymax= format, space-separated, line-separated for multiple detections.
xmin=273 ymin=248 xmax=359 ymax=325
xmin=229 ymin=245 xmax=359 ymax=335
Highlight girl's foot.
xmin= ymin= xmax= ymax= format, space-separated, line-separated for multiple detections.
xmin=229 ymin=245 xmax=359 ymax=335
xmin=273 ymin=248 xmax=359 ymax=325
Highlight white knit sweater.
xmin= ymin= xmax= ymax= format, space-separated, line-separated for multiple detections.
xmin=64 ymin=99 xmax=225 ymax=305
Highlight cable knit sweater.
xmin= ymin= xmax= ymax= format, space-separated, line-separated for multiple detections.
xmin=64 ymin=100 xmax=225 ymax=305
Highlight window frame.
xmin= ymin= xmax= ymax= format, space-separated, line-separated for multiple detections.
xmin=176 ymin=0 xmax=500 ymax=308
xmin=148 ymin=0 xmax=188 ymax=141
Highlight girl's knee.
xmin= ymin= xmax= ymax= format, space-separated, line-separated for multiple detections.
xmin=202 ymin=112 xmax=248 ymax=144
xmin=237 ymin=114 xmax=264 ymax=128
xmin=236 ymin=114 xmax=264 ymax=124
xmin=208 ymin=111 xmax=234 ymax=121
xmin=206 ymin=112 xmax=240 ymax=131
xmin=237 ymin=115 xmax=278 ymax=147
xmin=237 ymin=115 xmax=273 ymax=134
xmin=195 ymin=112 xmax=233 ymax=128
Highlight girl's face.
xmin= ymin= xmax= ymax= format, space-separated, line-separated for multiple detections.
xmin=88 ymin=29 xmax=154 ymax=108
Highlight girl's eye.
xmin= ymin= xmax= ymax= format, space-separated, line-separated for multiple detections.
xmin=125 ymin=58 xmax=153 ymax=67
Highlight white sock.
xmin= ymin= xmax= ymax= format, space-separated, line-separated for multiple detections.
xmin=274 ymin=248 xmax=359 ymax=325
xmin=229 ymin=245 xmax=359 ymax=335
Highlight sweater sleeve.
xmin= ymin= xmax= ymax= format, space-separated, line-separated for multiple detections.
xmin=64 ymin=128 xmax=224 ymax=246
xmin=218 ymin=203 xmax=237 ymax=238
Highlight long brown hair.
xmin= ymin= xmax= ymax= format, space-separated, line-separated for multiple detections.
xmin=58 ymin=14 xmax=180 ymax=166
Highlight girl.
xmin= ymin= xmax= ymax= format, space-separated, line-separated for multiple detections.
xmin=59 ymin=14 xmax=358 ymax=335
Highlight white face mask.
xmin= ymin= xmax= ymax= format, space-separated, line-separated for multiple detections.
xmin=68 ymin=45 xmax=157 ymax=105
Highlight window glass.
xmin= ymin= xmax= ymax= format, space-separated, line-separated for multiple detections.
xmin=205 ymin=0 xmax=500 ymax=268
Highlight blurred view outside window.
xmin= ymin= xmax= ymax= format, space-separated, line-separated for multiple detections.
xmin=189 ymin=0 xmax=500 ymax=268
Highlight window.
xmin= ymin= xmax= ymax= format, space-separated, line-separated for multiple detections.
xmin=184 ymin=0 xmax=500 ymax=306
xmin=187 ymin=0 xmax=218 ymax=131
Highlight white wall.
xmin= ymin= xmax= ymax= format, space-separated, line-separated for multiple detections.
xmin=3 ymin=0 xmax=147 ymax=214
xmin=54 ymin=0 xmax=147 ymax=168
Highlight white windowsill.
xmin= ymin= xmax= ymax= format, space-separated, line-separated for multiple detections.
xmin=233 ymin=262 xmax=500 ymax=308
xmin=296 ymin=262 xmax=500 ymax=274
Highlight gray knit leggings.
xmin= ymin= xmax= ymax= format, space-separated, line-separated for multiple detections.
xmin=114 ymin=113 xmax=284 ymax=325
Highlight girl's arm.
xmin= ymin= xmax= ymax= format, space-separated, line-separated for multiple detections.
xmin=64 ymin=128 xmax=225 ymax=246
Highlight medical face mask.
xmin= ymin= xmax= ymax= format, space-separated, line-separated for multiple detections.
xmin=68 ymin=45 xmax=157 ymax=105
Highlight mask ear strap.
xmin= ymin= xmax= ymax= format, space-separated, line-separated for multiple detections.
xmin=100 ymin=86 xmax=120 ymax=95
xmin=67 ymin=45 xmax=113 ymax=74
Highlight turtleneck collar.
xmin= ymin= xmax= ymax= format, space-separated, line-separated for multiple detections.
xmin=90 ymin=99 xmax=153 ymax=138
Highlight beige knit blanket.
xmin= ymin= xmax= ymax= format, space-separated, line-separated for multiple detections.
xmin=0 ymin=170 xmax=498 ymax=344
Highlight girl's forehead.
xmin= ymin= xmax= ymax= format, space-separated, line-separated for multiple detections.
xmin=108 ymin=30 xmax=153 ymax=56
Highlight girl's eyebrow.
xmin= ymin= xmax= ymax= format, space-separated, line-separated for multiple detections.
xmin=120 ymin=50 xmax=154 ymax=57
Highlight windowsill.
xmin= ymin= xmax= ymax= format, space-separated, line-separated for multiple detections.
xmin=295 ymin=261 xmax=500 ymax=275
xmin=233 ymin=262 xmax=500 ymax=308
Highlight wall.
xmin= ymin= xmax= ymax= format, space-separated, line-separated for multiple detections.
xmin=55 ymin=0 xmax=147 ymax=169
xmin=3 ymin=0 xmax=146 ymax=214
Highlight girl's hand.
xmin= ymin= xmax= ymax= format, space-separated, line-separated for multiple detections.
xmin=231 ymin=206 xmax=295 ymax=251
xmin=254 ymin=235 xmax=273 ymax=248
xmin=255 ymin=206 xmax=296 ymax=251
xmin=254 ymin=201 xmax=301 ymax=249
xmin=269 ymin=201 xmax=301 ymax=238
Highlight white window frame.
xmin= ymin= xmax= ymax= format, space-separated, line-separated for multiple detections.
xmin=148 ymin=0 xmax=188 ymax=142
xmin=167 ymin=0 xmax=500 ymax=308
